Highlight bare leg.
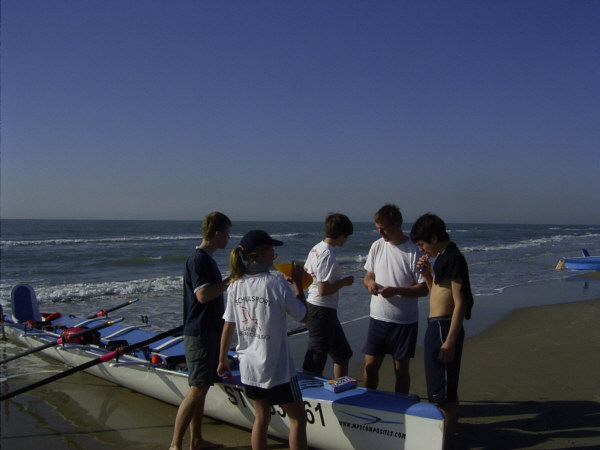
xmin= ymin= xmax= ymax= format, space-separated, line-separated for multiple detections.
xmin=393 ymin=357 xmax=411 ymax=394
xmin=439 ymin=401 xmax=459 ymax=450
xmin=282 ymin=400 xmax=308 ymax=450
xmin=251 ymin=399 xmax=271 ymax=450
xmin=363 ymin=354 xmax=384 ymax=389
xmin=333 ymin=359 xmax=349 ymax=378
xmin=169 ymin=385 xmax=222 ymax=450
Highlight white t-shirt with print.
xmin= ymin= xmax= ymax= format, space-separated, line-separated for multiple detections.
xmin=364 ymin=238 xmax=425 ymax=324
xmin=223 ymin=271 xmax=306 ymax=389
xmin=304 ymin=240 xmax=342 ymax=309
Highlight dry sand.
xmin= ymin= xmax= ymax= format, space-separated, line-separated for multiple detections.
xmin=374 ymin=298 xmax=600 ymax=449
xmin=2 ymin=277 xmax=599 ymax=449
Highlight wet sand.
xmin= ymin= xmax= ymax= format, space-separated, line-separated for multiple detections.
xmin=1 ymin=274 xmax=599 ymax=449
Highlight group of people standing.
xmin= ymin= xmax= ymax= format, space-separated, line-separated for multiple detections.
xmin=168 ymin=204 xmax=473 ymax=450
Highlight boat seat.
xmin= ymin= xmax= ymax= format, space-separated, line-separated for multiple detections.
xmin=152 ymin=336 xmax=184 ymax=352
xmin=11 ymin=284 xmax=42 ymax=323
xmin=102 ymin=325 xmax=150 ymax=340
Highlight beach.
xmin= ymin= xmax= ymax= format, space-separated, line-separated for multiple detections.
xmin=2 ymin=273 xmax=599 ymax=449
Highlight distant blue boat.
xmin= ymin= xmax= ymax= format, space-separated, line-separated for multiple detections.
xmin=557 ymin=249 xmax=600 ymax=270
xmin=562 ymin=256 xmax=600 ymax=270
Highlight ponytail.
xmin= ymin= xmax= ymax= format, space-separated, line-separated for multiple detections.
xmin=229 ymin=245 xmax=272 ymax=282
xmin=229 ymin=246 xmax=247 ymax=282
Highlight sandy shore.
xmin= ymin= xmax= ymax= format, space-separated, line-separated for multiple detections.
xmin=375 ymin=297 xmax=600 ymax=449
xmin=2 ymin=275 xmax=600 ymax=449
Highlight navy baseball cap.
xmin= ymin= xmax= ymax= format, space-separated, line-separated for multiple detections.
xmin=239 ymin=230 xmax=283 ymax=253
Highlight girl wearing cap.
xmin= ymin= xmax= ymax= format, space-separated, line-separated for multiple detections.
xmin=217 ymin=230 xmax=308 ymax=450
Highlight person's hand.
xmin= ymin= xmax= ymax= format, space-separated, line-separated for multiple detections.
xmin=438 ymin=341 xmax=455 ymax=364
xmin=290 ymin=261 xmax=305 ymax=287
xmin=217 ymin=359 xmax=232 ymax=381
xmin=342 ymin=275 xmax=354 ymax=286
xmin=417 ymin=254 xmax=431 ymax=274
xmin=366 ymin=279 xmax=379 ymax=295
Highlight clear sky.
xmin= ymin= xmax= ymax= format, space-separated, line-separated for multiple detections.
xmin=1 ymin=1 xmax=599 ymax=224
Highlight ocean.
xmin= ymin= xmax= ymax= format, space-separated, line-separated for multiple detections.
xmin=1 ymin=219 xmax=599 ymax=334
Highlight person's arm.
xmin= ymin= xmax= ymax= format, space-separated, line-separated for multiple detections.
xmin=195 ymin=277 xmax=230 ymax=304
xmin=378 ymin=282 xmax=429 ymax=299
xmin=438 ymin=281 xmax=467 ymax=364
xmin=291 ymin=261 xmax=308 ymax=322
xmin=318 ymin=276 xmax=354 ymax=296
xmin=217 ymin=321 xmax=236 ymax=379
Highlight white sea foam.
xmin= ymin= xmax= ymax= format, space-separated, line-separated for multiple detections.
xmin=0 ymin=234 xmax=201 ymax=248
xmin=462 ymin=233 xmax=600 ymax=253
xmin=16 ymin=276 xmax=184 ymax=304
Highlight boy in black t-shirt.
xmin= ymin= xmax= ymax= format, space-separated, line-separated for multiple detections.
xmin=410 ymin=213 xmax=473 ymax=450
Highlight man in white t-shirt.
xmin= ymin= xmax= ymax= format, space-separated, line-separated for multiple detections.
xmin=363 ymin=204 xmax=428 ymax=394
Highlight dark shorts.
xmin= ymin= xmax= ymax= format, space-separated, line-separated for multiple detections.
xmin=302 ymin=304 xmax=353 ymax=375
xmin=424 ymin=316 xmax=464 ymax=404
xmin=362 ymin=318 xmax=418 ymax=361
xmin=244 ymin=376 xmax=302 ymax=406
xmin=184 ymin=332 xmax=221 ymax=387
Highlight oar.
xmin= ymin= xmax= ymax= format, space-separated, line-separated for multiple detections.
xmin=287 ymin=326 xmax=308 ymax=337
xmin=0 ymin=325 xmax=183 ymax=402
xmin=0 ymin=317 xmax=124 ymax=365
xmin=287 ymin=314 xmax=371 ymax=337
xmin=86 ymin=298 xmax=139 ymax=319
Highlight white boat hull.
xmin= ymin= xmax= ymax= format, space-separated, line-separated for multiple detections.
xmin=2 ymin=319 xmax=444 ymax=449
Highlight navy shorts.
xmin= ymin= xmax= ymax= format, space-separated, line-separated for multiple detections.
xmin=244 ymin=376 xmax=302 ymax=406
xmin=302 ymin=304 xmax=353 ymax=375
xmin=424 ymin=316 xmax=464 ymax=404
xmin=184 ymin=332 xmax=221 ymax=386
xmin=362 ymin=318 xmax=418 ymax=361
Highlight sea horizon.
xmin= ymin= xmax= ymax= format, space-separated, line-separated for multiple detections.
xmin=2 ymin=217 xmax=599 ymax=226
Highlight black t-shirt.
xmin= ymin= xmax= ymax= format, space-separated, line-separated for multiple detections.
xmin=182 ymin=247 xmax=225 ymax=335
xmin=433 ymin=242 xmax=474 ymax=320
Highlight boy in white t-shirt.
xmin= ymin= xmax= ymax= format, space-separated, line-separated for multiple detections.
xmin=363 ymin=204 xmax=428 ymax=394
xmin=302 ymin=213 xmax=355 ymax=377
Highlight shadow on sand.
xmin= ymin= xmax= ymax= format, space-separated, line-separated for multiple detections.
xmin=456 ymin=400 xmax=600 ymax=449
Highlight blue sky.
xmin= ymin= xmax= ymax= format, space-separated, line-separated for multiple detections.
xmin=2 ymin=1 xmax=599 ymax=224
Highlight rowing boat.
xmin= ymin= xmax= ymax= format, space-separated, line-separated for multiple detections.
xmin=1 ymin=285 xmax=444 ymax=449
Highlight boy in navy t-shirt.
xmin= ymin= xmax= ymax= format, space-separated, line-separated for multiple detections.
xmin=169 ymin=212 xmax=231 ymax=450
